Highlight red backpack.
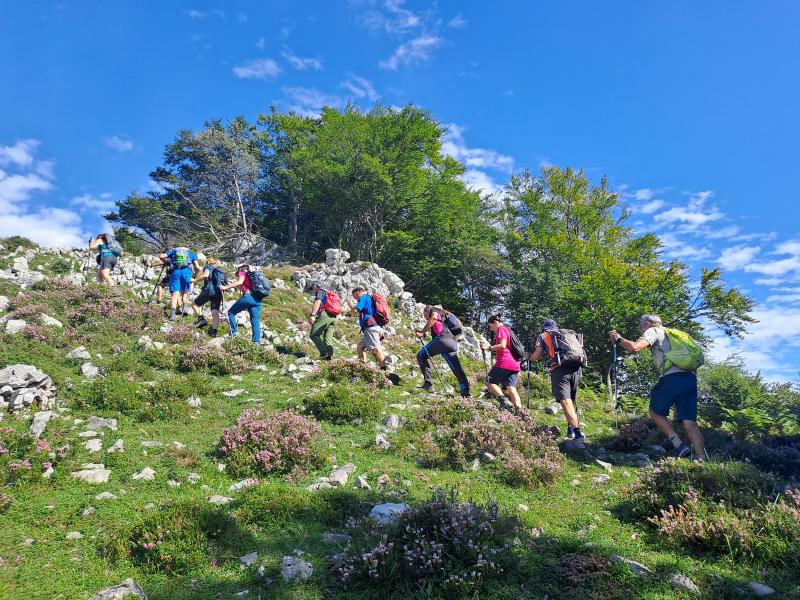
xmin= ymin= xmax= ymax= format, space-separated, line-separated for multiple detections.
xmin=372 ymin=293 xmax=391 ymax=327
xmin=322 ymin=290 xmax=342 ymax=317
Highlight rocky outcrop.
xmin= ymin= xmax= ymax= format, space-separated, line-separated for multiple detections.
xmin=89 ymin=579 xmax=148 ymax=600
xmin=0 ymin=364 xmax=56 ymax=412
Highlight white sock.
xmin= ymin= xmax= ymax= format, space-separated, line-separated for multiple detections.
xmin=670 ymin=435 xmax=683 ymax=449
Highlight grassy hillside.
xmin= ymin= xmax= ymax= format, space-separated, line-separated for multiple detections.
xmin=0 ymin=273 xmax=797 ymax=599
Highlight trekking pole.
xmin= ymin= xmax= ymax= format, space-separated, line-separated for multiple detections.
xmin=612 ymin=341 xmax=620 ymax=432
xmin=147 ymin=264 xmax=166 ymax=305
xmin=526 ymin=359 xmax=532 ymax=409
xmin=419 ymin=338 xmax=446 ymax=391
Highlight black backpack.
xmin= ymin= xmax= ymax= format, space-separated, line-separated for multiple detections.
xmin=443 ymin=310 xmax=464 ymax=336
xmin=508 ymin=328 xmax=527 ymax=362
xmin=248 ymin=270 xmax=271 ymax=301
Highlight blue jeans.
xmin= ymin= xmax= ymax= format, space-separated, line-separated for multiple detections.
xmin=227 ymin=294 xmax=262 ymax=343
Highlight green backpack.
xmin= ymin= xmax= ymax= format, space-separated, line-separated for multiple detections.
xmin=662 ymin=328 xmax=705 ymax=372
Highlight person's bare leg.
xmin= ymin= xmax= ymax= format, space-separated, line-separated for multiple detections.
xmin=156 ymin=287 xmax=164 ymax=303
xmin=192 ymin=303 xmax=202 ymax=317
xmin=96 ymin=270 xmax=103 ymax=284
xmin=211 ymin=309 xmax=220 ymax=330
xmin=170 ymin=292 xmax=180 ymax=312
xmin=357 ymin=341 xmax=366 ymax=363
xmin=506 ymin=386 xmax=523 ymax=410
xmin=682 ymin=420 xmax=705 ymax=459
xmin=560 ymin=398 xmax=580 ymax=429
xmin=101 ymin=268 xmax=114 ymax=286
xmin=373 ymin=347 xmax=386 ymax=368
xmin=486 ymin=383 xmax=503 ymax=398
xmin=650 ymin=409 xmax=683 ymax=447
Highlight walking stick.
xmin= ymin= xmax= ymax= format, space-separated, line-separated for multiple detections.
xmin=147 ymin=263 xmax=166 ymax=305
xmin=526 ymin=359 xmax=532 ymax=409
xmin=612 ymin=341 xmax=620 ymax=432
xmin=419 ymin=338 xmax=446 ymax=391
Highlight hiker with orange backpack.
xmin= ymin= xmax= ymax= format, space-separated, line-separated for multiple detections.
xmin=308 ymin=281 xmax=341 ymax=360
xmin=609 ymin=314 xmax=706 ymax=460
xmin=350 ymin=286 xmax=388 ymax=370
xmin=528 ymin=319 xmax=587 ymax=447
xmin=415 ymin=305 xmax=471 ymax=397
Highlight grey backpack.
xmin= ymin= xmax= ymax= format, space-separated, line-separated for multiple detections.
xmin=545 ymin=329 xmax=588 ymax=368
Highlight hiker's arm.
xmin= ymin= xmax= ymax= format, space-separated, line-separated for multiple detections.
xmin=481 ymin=336 xmax=507 ymax=352
xmin=221 ymin=275 xmax=245 ymax=291
xmin=416 ymin=313 xmax=437 ymax=338
xmin=528 ymin=346 xmax=543 ymax=362
xmin=158 ymin=253 xmax=169 ymax=265
xmin=309 ymin=298 xmax=322 ymax=321
xmin=609 ymin=330 xmax=649 ymax=353
xmin=88 ymin=238 xmax=101 ymax=250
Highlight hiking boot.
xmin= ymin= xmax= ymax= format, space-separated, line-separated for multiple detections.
xmin=321 ymin=354 xmax=333 ymax=361
xmin=195 ymin=316 xmax=208 ymax=328
xmin=460 ymin=384 xmax=471 ymax=398
xmin=208 ymin=328 xmax=218 ymax=338
xmin=566 ymin=427 xmax=576 ymax=440
xmin=419 ymin=382 xmax=435 ymax=393
xmin=499 ymin=399 xmax=515 ymax=413
xmin=676 ymin=443 xmax=692 ymax=459
xmin=169 ymin=313 xmax=179 ymax=321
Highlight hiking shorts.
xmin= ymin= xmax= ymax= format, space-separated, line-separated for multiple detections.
xmin=550 ymin=365 xmax=581 ymax=403
xmin=169 ymin=267 xmax=192 ymax=293
xmin=99 ymin=255 xmax=117 ymax=271
xmin=488 ymin=366 xmax=519 ymax=388
xmin=360 ymin=326 xmax=384 ymax=351
xmin=194 ymin=288 xmax=223 ymax=311
xmin=650 ymin=372 xmax=698 ymax=422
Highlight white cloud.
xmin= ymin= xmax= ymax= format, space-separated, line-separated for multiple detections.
xmin=232 ymin=58 xmax=281 ymax=80
xmin=186 ymin=9 xmax=225 ymax=19
xmin=639 ymin=199 xmax=664 ymax=215
xmin=358 ymin=0 xmax=421 ymax=34
xmin=281 ymin=48 xmax=323 ymax=71
xmin=379 ymin=34 xmax=442 ymax=70
xmin=282 ymin=86 xmax=343 ymax=117
xmin=634 ymin=188 xmax=654 ymax=201
xmin=461 ymin=169 xmax=501 ymax=196
xmin=255 ymin=37 xmax=266 ymax=50
xmin=658 ymin=232 xmax=711 ymax=261
xmin=654 ymin=190 xmax=722 ymax=228
xmin=717 ymin=245 xmax=761 ymax=271
xmin=104 ymin=136 xmax=134 ymax=153
xmin=0 ymin=139 xmax=87 ymax=248
xmin=70 ymin=192 xmax=115 ymax=215
xmin=448 ymin=14 xmax=467 ymax=29
xmin=441 ymin=124 xmax=514 ymax=173
xmin=340 ymin=74 xmax=379 ymax=101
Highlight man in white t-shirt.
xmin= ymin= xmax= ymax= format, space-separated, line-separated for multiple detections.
xmin=609 ymin=314 xmax=705 ymax=460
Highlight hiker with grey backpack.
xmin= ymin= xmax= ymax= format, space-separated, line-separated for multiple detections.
xmin=191 ymin=257 xmax=227 ymax=337
xmin=222 ymin=264 xmax=270 ymax=344
xmin=609 ymin=314 xmax=706 ymax=460
xmin=527 ymin=319 xmax=588 ymax=447
xmin=88 ymin=232 xmax=122 ymax=286
xmin=415 ymin=306 xmax=471 ymax=397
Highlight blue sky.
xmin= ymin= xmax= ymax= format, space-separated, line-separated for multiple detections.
xmin=1 ymin=1 xmax=799 ymax=379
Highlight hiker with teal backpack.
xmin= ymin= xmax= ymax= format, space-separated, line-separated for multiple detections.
xmin=480 ymin=315 xmax=524 ymax=413
xmin=308 ymin=281 xmax=341 ymax=360
xmin=609 ymin=314 xmax=706 ymax=460
xmin=159 ymin=246 xmax=200 ymax=320
xmin=528 ymin=319 xmax=588 ymax=447
xmin=222 ymin=264 xmax=270 ymax=344
xmin=88 ymin=233 xmax=122 ymax=286
xmin=415 ymin=305 xmax=471 ymax=397
xmin=191 ymin=257 xmax=227 ymax=337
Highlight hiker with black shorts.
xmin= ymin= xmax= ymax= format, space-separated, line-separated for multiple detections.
xmin=480 ymin=315 xmax=523 ymax=412
xmin=528 ymin=319 xmax=586 ymax=446
xmin=88 ymin=233 xmax=121 ymax=286
xmin=308 ymin=281 xmax=340 ymax=360
xmin=610 ymin=314 xmax=706 ymax=460
xmin=415 ymin=305 xmax=471 ymax=397
xmin=192 ymin=257 xmax=226 ymax=337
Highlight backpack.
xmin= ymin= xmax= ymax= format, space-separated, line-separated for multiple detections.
xmin=662 ymin=328 xmax=705 ymax=372
xmin=248 ymin=270 xmax=271 ymax=302
xmin=106 ymin=234 xmax=123 ymax=257
xmin=506 ymin=327 xmax=526 ymax=362
xmin=206 ymin=267 xmax=228 ymax=294
xmin=372 ymin=293 xmax=391 ymax=327
xmin=172 ymin=247 xmax=192 ymax=268
xmin=542 ymin=329 xmax=588 ymax=369
xmin=443 ymin=310 xmax=463 ymax=336
xmin=322 ymin=290 xmax=342 ymax=317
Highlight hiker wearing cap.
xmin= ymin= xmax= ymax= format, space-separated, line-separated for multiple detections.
xmin=480 ymin=315 xmax=523 ymax=412
xmin=88 ymin=233 xmax=121 ymax=286
xmin=221 ymin=264 xmax=266 ymax=344
xmin=609 ymin=314 xmax=706 ymax=460
xmin=191 ymin=257 xmax=226 ymax=337
xmin=350 ymin=287 xmax=387 ymax=369
xmin=159 ymin=246 xmax=200 ymax=320
xmin=528 ymin=319 xmax=586 ymax=446
xmin=415 ymin=305 xmax=470 ymax=397
xmin=308 ymin=282 xmax=340 ymax=360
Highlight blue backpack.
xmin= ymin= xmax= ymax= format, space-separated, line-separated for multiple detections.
xmin=248 ymin=270 xmax=271 ymax=301
xmin=206 ymin=267 xmax=228 ymax=293
xmin=171 ymin=247 xmax=192 ymax=268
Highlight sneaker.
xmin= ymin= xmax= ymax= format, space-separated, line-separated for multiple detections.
xmin=321 ymin=354 xmax=333 ymax=361
xmin=499 ymin=399 xmax=515 ymax=413
xmin=169 ymin=313 xmax=179 ymax=321
xmin=566 ymin=426 xmax=576 ymax=440
xmin=208 ymin=328 xmax=218 ymax=338
xmin=676 ymin=443 xmax=692 ymax=459
xmin=195 ymin=316 xmax=208 ymax=328
xmin=419 ymin=382 xmax=435 ymax=393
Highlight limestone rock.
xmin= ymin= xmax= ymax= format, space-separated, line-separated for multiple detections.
xmin=66 ymin=346 xmax=92 ymax=360
xmin=71 ymin=464 xmax=111 ymax=484
xmin=39 ymin=313 xmax=63 ymax=328
xmin=747 ymin=582 xmax=776 ymax=597
xmin=29 ymin=410 xmax=52 ymax=439
xmin=84 ymin=438 xmax=103 ymax=453
xmin=223 ymin=389 xmax=245 ymax=397
xmin=132 ymin=467 xmax=156 ymax=481
xmin=382 ymin=414 xmax=402 ymax=430
xmin=81 ymin=362 xmax=101 ymax=378
xmin=281 ymin=555 xmax=313 ymax=582
xmin=0 ymin=295 xmax=8 ymax=312
xmin=665 ymin=573 xmax=700 ymax=596
xmin=95 ymin=492 xmax=117 ymax=501
xmin=375 ymin=433 xmax=391 ymax=450
xmin=354 ymin=475 xmax=371 ymax=490
xmin=87 ymin=416 xmax=118 ymax=431
xmin=369 ymin=502 xmax=409 ymax=525
xmin=239 ymin=551 xmax=258 ymax=569
xmin=107 ymin=439 xmax=125 ymax=453
xmin=544 ymin=403 xmax=560 ymax=415
xmin=609 ymin=555 xmax=651 ymax=576
xmin=595 ymin=459 xmax=613 ymax=473
xmin=5 ymin=319 xmax=27 ymax=334
xmin=229 ymin=478 xmax=259 ymax=492
xmin=322 ymin=532 xmax=351 ymax=544
xmin=208 ymin=495 xmax=233 ymax=505
xmin=89 ymin=578 xmax=148 ymax=600
xmin=0 ymin=364 xmax=55 ymax=412
xmin=187 ymin=395 xmax=202 ymax=408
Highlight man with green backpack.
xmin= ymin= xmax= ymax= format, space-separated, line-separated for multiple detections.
xmin=609 ymin=314 xmax=705 ymax=460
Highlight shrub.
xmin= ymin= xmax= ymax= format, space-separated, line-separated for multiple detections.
xmin=610 ymin=415 xmax=661 ymax=451
xmin=21 ymin=324 xmax=59 ymax=344
xmin=73 ymin=373 xmax=192 ymax=422
xmin=49 ymin=257 xmax=73 ymax=274
xmin=306 ymin=384 xmax=381 ymax=423
xmin=627 ymin=459 xmax=800 ymax=567
xmin=0 ymin=491 xmax=14 ymax=512
xmin=142 ymin=349 xmax=173 ymax=370
xmin=402 ymin=397 xmax=564 ymax=488
xmin=124 ymin=501 xmax=239 ymax=574
xmin=179 ymin=344 xmax=248 ymax=375
xmin=324 ymin=358 xmax=391 ymax=389
xmin=165 ymin=324 xmax=198 ymax=345
xmin=521 ymin=372 xmax=551 ymax=403
xmin=0 ymin=427 xmax=71 ymax=486
xmin=723 ymin=435 xmax=800 ymax=478
xmin=224 ymin=335 xmax=281 ymax=365
xmin=1 ymin=236 xmax=38 ymax=250
xmin=219 ymin=409 xmax=325 ymax=477
xmin=330 ymin=489 xmax=520 ymax=597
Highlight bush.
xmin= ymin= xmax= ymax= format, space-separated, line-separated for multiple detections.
xmin=179 ymin=344 xmax=248 ymax=375
xmin=306 ymin=384 xmax=381 ymax=423
xmin=0 ymin=427 xmax=71 ymax=486
xmin=1 ymin=236 xmax=38 ymax=250
xmin=165 ymin=324 xmax=198 ymax=345
xmin=0 ymin=491 xmax=14 ymax=512
xmin=402 ymin=397 xmax=564 ymax=488
xmin=723 ymin=435 xmax=800 ymax=478
xmin=610 ymin=415 xmax=661 ymax=451
xmin=627 ymin=459 xmax=800 ymax=567
xmin=324 ymin=358 xmax=391 ymax=389
xmin=49 ymin=257 xmax=73 ymax=275
xmin=330 ymin=489 xmax=520 ymax=597
xmin=73 ymin=373 xmax=193 ymax=422
xmin=219 ymin=409 xmax=325 ymax=477
xmin=224 ymin=335 xmax=280 ymax=365
xmin=124 ymin=501 xmax=239 ymax=574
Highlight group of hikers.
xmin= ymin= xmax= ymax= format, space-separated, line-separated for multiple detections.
xmin=89 ymin=235 xmax=707 ymax=461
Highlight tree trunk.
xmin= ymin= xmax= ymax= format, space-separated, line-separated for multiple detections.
xmin=288 ymin=189 xmax=298 ymax=252
xmin=232 ymin=170 xmax=248 ymax=235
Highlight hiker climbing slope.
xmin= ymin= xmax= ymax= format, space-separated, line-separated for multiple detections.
xmin=308 ymin=281 xmax=341 ymax=360
xmin=88 ymin=233 xmax=122 ymax=286
xmin=222 ymin=264 xmax=270 ymax=344
xmin=349 ymin=286 xmax=388 ymax=370
xmin=159 ymin=246 xmax=200 ymax=320
xmin=191 ymin=257 xmax=226 ymax=337
xmin=609 ymin=314 xmax=706 ymax=460
xmin=481 ymin=315 xmax=524 ymax=412
xmin=415 ymin=305 xmax=471 ymax=397
xmin=528 ymin=319 xmax=588 ymax=447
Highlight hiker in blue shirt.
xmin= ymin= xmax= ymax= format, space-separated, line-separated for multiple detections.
xmin=88 ymin=233 xmax=119 ymax=286
xmin=158 ymin=246 xmax=200 ymax=320
xmin=349 ymin=286 xmax=386 ymax=369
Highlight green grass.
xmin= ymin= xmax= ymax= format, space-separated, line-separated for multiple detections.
xmin=0 ymin=279 xmax=797 ymax=599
